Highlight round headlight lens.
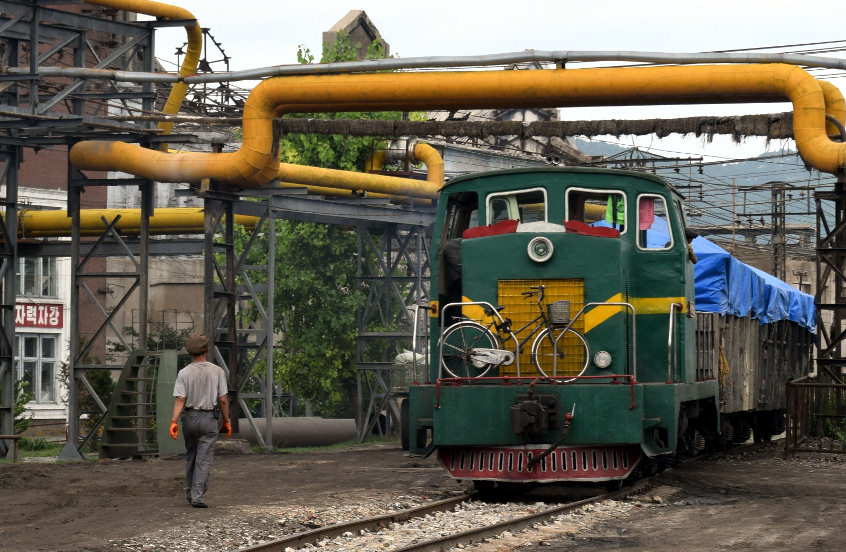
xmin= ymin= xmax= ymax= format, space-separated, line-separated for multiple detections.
xmin=527 ymin=236 xmax=554 ymax=263
xmin=594 ymin=350 xmax=612 ymax=369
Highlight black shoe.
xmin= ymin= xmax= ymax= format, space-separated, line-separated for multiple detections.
xmin=191 ymin=501 xmax=208 ymax=508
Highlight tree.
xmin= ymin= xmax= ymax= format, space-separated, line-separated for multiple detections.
xmin=240 ymin=32 xmax=400 ymax=417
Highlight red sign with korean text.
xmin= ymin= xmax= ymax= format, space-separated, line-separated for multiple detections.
xmin=15 ymin=303 xmax=64 ymax=328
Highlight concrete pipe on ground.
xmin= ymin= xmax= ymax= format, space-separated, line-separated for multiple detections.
xmin=234 ymin=417 xmax=356 ymax=448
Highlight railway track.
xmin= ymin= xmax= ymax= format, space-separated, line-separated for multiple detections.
xmin=236 ymin=479 xmax=654 ymax=552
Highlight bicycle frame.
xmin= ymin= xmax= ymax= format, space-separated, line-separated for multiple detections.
xmin=495 ymin=287 xmax=561 ymax=364
xmin=439 ymin=301 xmax=522 ymax=376
xmin=439 ymin=289 xmax=568 ymax=378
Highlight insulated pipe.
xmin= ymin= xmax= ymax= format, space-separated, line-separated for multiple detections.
xmin=820 ymin=81 xmax=846 ymax=137
xmin=84 ymin=0 xmax=202 ymax=137
xmin=20 ymin=50 xmax=846 ymax=84
xmin=276 ymin=142 xmax=443 ymax=200
xmin=70 ymin=64 xmax=846 ymax=184
xmin=16 ymin=207 xmax=257 ymax=238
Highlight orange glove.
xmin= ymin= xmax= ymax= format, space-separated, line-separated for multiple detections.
xmin=169 ymin=421 xmax=179 ymax=440
xmin=221 ymin=419 xmax=232 ymax=438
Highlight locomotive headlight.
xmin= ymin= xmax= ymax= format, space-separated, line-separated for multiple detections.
xmin=593 ymin=350 xmax=612 ymax=369
xmin=527 ymin=236 xmax=554 ymax=263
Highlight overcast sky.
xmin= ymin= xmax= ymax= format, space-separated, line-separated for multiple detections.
xmin=144 ymin=1 xmax=846 ymax=161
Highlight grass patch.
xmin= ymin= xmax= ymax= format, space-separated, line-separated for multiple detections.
xmin=18 ymin=438 xmax=65 ymax=458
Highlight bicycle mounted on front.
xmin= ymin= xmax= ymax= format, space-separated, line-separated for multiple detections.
xmin=438 ymin=285 xmax=589 ymax=379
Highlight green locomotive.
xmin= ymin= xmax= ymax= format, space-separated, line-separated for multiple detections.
xmin=406 ymin=167 xmax=813 ymax=487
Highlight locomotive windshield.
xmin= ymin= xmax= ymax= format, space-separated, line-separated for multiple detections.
xmin=565 ymin=188 xmax=627 ymax=233
xmin=486 ymin=188 xmax=547 ymax=224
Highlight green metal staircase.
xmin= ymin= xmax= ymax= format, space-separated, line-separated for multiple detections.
xmin=99 ymin=349 xmax=184 ymax=459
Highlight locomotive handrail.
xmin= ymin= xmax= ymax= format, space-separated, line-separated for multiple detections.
xmin=439 ymin=301 xmax=521 ymax=376
xmin=553 ymin=302 xmax=637 ymax=380
xmin=410 ymin=302 xmax=430 ymax=384
xmin=668 ymin=303 xmax=683 ymax=383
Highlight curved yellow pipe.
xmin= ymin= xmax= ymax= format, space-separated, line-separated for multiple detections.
xmin=85 ymin=0 xmax=202 ymax=139
xmin=820 ymin=80 xmax=846 ymax=136
xmin=276 ymin=142 xmax=442 ymax=200
xmin=17 ymin=208 xmax=257 ymax=238
xmin=71 ymin=64 xmax=846 ymax=184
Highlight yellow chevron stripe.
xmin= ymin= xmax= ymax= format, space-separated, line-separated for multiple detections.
xmin=584 ymin=294 xmax=687 ymax=333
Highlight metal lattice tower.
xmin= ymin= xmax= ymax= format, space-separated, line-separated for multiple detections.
xmin=816 ymin=181 xmax=846 ymax=381
xmin=771 ymin=182 xmax=787 ymax=281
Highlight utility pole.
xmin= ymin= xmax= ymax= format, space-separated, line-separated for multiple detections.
xmin=771 ymin=182 xmax=786 ymax=280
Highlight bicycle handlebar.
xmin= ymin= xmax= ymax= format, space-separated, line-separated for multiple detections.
xmin=522 ymin=285 xmax=546 ymax=299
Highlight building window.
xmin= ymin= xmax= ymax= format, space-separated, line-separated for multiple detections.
xmin=16 ymin=333 xmax=57 ymax=404
xmin=17 ymin=257 xmax=58 ymax=297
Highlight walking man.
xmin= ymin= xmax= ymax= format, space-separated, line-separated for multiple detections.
xmin=169 ymin=334 xmax=231 ymax=508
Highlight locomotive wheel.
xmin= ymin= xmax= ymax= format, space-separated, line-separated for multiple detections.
xmin=658 ymin=452 xmax=677 ymax=471
xmin=753 ymin=412 xmax=773 ymax=443
xmin=604 ymin=479 xmax=624 ymax=492
xmin=472 ymin=480 xmax=496 ymax=496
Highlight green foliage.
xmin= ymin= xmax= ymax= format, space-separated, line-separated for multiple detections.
xmin=19 ymin=436 xmax=49 ymax=450
xmin=13 ymin=379 xmax=33 ymax=434
xmin=0 ymin=378 xmax=33 ymax=434
xmin=57 ymin=342 xmax=115 ymax=450
xmin=280 ymin=32 xmax=402 ymax=172
xmin=19 ymin=438 xmax=64 ymax=458
xmin=108 ymin=321 xmax=195 ymax=357
xmin=237 ymin=219 xmax=363 ymax=417
xmin=273 ymin=221 xmax=362 ymax=415
xmin=238 ymin=32 xmax=410 ymax=417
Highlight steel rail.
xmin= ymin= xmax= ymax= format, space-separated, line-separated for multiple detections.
xmin=236 ymin=479 xmax=653 ymax=552
xmin=234 ymin=494 xmax=470 ymax=552
xmin=8 ymin=50 xmax=846 ymax=84
xmin=392 ymin=480 xmax=653 ymax=552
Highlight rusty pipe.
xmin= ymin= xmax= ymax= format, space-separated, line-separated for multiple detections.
xmin=70 ymin=64 xmax=846 ymax=184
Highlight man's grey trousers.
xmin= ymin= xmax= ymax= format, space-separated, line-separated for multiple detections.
xmin=181 ymin=409 xmax=219 ymax=505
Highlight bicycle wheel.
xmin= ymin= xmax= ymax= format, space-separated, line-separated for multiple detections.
xmin=440 ymin=321 xmax=501 ymax=378
xmin=530 ymin=327 xmax=589 ymax=379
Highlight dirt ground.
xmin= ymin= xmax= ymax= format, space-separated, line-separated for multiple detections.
xmin=1 ymin=441 xmax=844 ymax=552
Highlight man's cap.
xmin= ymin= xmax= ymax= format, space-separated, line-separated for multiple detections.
xmin=185 ymin=334 xmax=209 ymax=355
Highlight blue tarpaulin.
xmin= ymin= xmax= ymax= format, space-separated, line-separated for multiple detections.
xmin=691 ymin=236 xmax=815 ymax=332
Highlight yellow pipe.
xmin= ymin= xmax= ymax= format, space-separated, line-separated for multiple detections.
xmin=820 ymin=80 xmax=846 ymax=136
xmin=17 ymin=208 xmax=258 ymax=238
xmin=85 ymin=0 xmax=202 ymax=139
xmin=71 ymin=64 xmax=846 ymax=185
xmin=364 ymin=149 xmax=387 ymax=173
xmin=276 ymin=142 xmax=442 ymax=200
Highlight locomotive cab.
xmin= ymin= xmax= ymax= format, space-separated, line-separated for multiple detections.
xmin=408 ymin=167 xmax=720 ymax=485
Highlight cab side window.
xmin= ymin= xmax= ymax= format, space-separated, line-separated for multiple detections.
xmin=637 ymin=195 xmax=673 ymax=250
xmin=443 ymin=192 xmax=479 ymax=239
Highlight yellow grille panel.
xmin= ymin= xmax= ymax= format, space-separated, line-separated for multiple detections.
xmin=497 ymin=279 xmax=585 ymax=377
